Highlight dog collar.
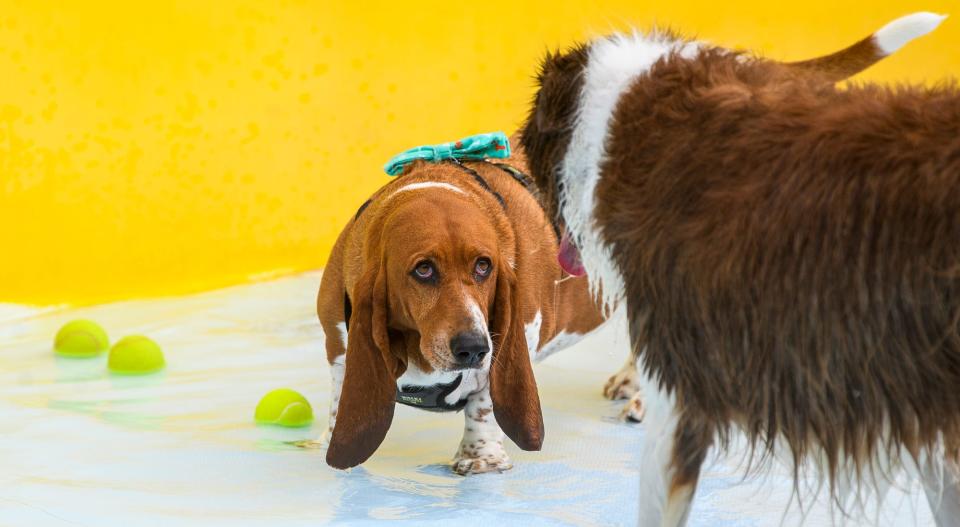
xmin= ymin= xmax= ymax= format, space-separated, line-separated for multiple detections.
xmin=384 ymin=131 xmax=511 ymax=176
xmin=396 ymin=373 xmax=469 ymax=412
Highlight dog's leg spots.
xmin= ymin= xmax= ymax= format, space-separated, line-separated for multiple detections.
xmin=620 ymin=390 xmax=646 ymax=422
xmin=921 ymin=451 xmax=960 ymax=525
xmin=452 ymin=386 xmax=512 ymax=475
xmin=324 ymin=359 xmax=345 ymax=444
xmin=604 ymin=360 xmax=639 ymax=400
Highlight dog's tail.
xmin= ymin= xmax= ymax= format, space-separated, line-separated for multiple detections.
xmin=785 ymin=12 xmax=946 ymax=82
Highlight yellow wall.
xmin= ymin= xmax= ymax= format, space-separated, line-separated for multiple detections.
xmin=1 ymin=0 xmax=957 ymax=305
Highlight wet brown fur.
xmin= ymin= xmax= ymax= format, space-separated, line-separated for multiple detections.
xmin=521 ymin=33 xmax=960 ymax=503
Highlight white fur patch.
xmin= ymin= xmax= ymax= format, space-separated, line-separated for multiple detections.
xmin=532 ymin=312 xmax=613 ymax=363
xmin=390 ymin=181 xmax=465 ymax=197
xmin=327 ymin=356 xmax=345 ymax=435
xmin=560 ymin=32 xmax=698 ymax=309
xmin=467 ymin=300 xmax=495 ymax=358
xmin=335 ymin=321 xmax=348 ymax=349
xmin=636 ymin=386 xmax=687 ymax=525
xmin=535 ymin=331 xmax=586 ymax=362
xmin=524 ymin=311 xmax=543 ymax=360
xmin=874 ymin=12 xmax=946 ymax=55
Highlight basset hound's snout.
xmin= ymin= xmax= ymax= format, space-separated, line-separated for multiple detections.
xmin=449 ymin=331 xmax=489 ymax=369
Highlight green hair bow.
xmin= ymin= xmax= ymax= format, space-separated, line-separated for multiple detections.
xmin=384 ymin=131 xmax=511 ymax=176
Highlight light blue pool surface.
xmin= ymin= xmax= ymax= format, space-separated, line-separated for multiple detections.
xmin=0 ymin=272 xmax=935 ymax=526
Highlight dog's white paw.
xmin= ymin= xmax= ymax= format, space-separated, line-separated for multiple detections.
xmin=604 ymin=364 xmax=640 ymax=400
xmin=619 ymin=391 xmax=646 ymax=422
xmin=452 ymin=440 xmax=513 ymax=475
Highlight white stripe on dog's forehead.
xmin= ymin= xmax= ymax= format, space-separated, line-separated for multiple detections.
xmin=559 ymin=32 xmax=698 ymax=309
xmin=390 ymin=181 xmax=465 ymax=198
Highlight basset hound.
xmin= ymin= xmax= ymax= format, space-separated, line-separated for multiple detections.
xmin=315 ymin=138 xmax=613 ymax=474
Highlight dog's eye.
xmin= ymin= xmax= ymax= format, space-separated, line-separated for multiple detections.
xmin=474 ymin=258 xmax=492 ymax=279
xmin=413 ymin=261 xmax=434 ymax=281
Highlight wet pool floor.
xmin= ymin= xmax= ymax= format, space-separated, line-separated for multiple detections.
xmin=0 ymin=272 xmax=935 ymax=526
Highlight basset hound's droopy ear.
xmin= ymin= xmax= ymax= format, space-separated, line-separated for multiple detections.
xmin=326 ymin=259 xmax=401 ymax=469
xmin=489 ymin=259 xmax=544 ymax=451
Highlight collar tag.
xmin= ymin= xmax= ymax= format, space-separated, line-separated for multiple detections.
xmin=395 ymin=373 xmax=468 ymax=412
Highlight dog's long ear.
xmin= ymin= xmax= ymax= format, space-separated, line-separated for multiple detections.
xmin=326 ymin=259 xmax=400 ymax=469
xmin=783 ymin=12 xmax=944 ymax=82
xmin=489 ymin=260 xmax=544 ymax=451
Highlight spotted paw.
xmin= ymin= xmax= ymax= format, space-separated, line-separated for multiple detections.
xmin=619 ymin=391 xmax=646 ymax=422
xmin=603 ymin=365 xmax=640 ymax=400
xmin=452 ymin=441 xmax=513 ymax=475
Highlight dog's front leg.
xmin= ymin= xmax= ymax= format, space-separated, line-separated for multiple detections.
xmin=322 ymin=356 xmax=346 ymax=444
xmin=296 ymin=356 xmax=345 ymax=449
xmin=452 ymin=385 xmax=513 ymax=475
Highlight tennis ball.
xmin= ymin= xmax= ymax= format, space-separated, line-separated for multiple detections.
xmin=108 ymin=335 xmax=165 ymax=375
xmin=54 ymin=320 xmax=109 ymax=357
xmin=255 ymin=388 xmax=313 ymax=428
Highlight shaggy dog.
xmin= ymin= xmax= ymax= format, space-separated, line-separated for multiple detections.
xmin=519 ymin=12 xmax=959 ymax=525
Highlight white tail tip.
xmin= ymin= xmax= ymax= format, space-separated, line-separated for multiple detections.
xmin=875 ymin=12 xmax=947 ymax=54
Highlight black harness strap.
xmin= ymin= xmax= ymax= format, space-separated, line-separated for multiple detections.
xmin=447 ymin=159 xmax=506 ymax=209
xmin=354 ymin=199 xmax=372 ymax=220
xmin=490 ymin=162 xmax=535 ymax=191
xmin=489 ymin=161 xmax=561 ymax=242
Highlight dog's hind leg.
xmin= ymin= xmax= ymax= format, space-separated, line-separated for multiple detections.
xmin=604 ymin=357 xmax=641 ymax=400
xmin=620 ymin=390 xmax=647 ymax=422
xmin=604 ymin=333 xmax=643 ymax=402
xmin=605 ymin=347 xmax=647 ymax=422
xmin=638 ymin=393 xmax=712 ymax=526
xmin=921 ymin=451 xmax=960 ymax=526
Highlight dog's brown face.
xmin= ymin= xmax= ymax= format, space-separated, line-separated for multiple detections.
xmin=327 ymin=172 xmax=544 ymax=469
xmin=380 ymin=191 xmax=501 ymax=372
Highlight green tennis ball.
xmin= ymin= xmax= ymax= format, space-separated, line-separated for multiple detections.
xmin=255 ymin=388 xmax=313 ymax=428
xmin=54 ymin=320 xmax=109 ymax=357
xmin=108 ymin=335 xmax=165 ymax=375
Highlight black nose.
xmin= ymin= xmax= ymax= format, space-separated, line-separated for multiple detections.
xmin=449 ymin=332 xmax=489 ymax=368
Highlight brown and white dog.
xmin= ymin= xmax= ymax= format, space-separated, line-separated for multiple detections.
xmin=519 ymin=11 xmax=959 ymax=526
xmin=315 ymin=142 xmax=609 ymax=474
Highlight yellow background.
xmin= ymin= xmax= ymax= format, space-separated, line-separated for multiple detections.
xmin=1 ymin=1 xmax=956 ymax=305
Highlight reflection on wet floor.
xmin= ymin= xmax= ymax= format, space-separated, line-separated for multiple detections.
xmin=0 ymin=272 xmax=934 ymax=526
